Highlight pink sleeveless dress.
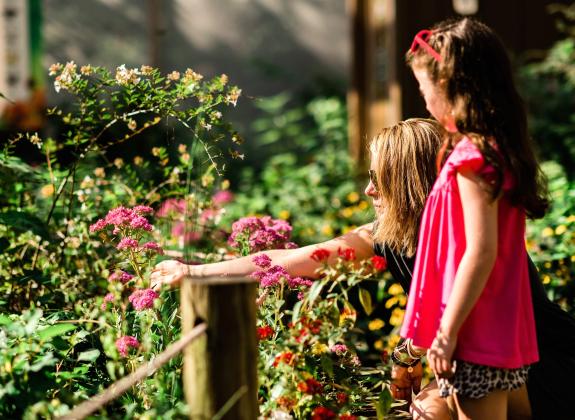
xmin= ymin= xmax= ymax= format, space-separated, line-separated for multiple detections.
xmin=400 ymin=137 xmax=538 ymax=368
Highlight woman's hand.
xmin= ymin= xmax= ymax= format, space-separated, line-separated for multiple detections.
xmin=150 ymin=260 xmax=189 ymax=290
xmin=390 ymin=361 xmax=423 ymax=403
xmin=427 ymin=330 xmax=457 ymax=379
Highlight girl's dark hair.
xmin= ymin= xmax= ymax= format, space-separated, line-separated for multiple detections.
xmin=406 ymin=17 xmax=549 ymax=218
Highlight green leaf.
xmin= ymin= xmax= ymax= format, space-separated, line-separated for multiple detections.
xmin=77 ymin=349 xmax=100 ymax=362
xmin=0 ymin=314 xmax=11 ymax=325
xmin=359 ymin=287 xmax=374 ymax=316
xmin=37 ymin=323 xmax=76 ymax=341
xmin=376 ymin=387 xmax=394 ymax=418
xmin=291 ymin=300 xmax=303 ymax=325
xmin=307 ymin=279 xmax=325 ymax=306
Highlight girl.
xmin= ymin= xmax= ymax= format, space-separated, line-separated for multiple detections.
xmin=400 ymin=17 xmax=549 ymax=419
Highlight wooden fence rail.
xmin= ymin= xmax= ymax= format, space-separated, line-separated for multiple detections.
xmin=58 ymin=275 xmax=258 ymax=420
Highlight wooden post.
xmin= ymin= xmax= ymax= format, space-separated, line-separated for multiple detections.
xmin=181 ymin=276 xmax=258 ymax=420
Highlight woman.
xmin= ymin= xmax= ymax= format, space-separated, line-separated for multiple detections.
xmin=151 ymin=118 xmax=575 ymax=419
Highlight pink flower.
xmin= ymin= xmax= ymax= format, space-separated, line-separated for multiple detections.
xmin=129 ymin=288 xmax=159 ymax=310
xmin=100 ymin=293 xmax=115 ymax=310
xmin=105 ymin=206 xmax=134 ymax=226
xmin=284 ymin=242 xmax=298 ymax=249
xmin=142 ymin=241 xmax=164 ymax=254
xmin=287 ymin=276 xmax=313 ymax=288
xmin=171 ymin=222 xmax=202 ymax=243
xmin=228 ymin=216 xmax=293 ymax=253
xmin=252 ymin=254 xmax=272 ymax=268
xmin=115 ymin=336 xmax=139 ymax=357
xmin=130 ymin=215 xmax=153 ymax=231
xmin=89 ymin=218 xmax=107 ymax=233
xmin=330 ymin=344 xmax=348 ymax=356
xmin=156 ymin=198 xmax=186 ymax=218
xmin=108 ymin=270 xmax=134 ymax=283
xmin=212 ymin=190 xmax=234 ymax=205
xmin=258 ymin=265 xmax=290 ymax=288
xmin=117 ymin=237 xmax=139 ymax=250
xmin=133 ymin=205 xmax=153 ymax=215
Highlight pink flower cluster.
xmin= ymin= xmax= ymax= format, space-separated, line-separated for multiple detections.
xmin=100 ymin=293 xmax=115 ymax=310
xmin=156 ymin=198 xmax=187 ymax=218
xmin=90 ymin=205 xmax=154 ymax=233
xmin=115 ymin=335 xmax=140 ymax=357
xmin=228 ymin=216 xmax=297 ymax=253
xmin=251 ymin=255 xmax=313 ymax=290
xmin=108 ymin=270 xmax=134 ymax=283
xmin=212 ymin=190 xmax=234 ymax=205
xmin=330 ymin=344 xmax=348 ymax=356
xmin=128 ymin=288 xmax=159 ymax=311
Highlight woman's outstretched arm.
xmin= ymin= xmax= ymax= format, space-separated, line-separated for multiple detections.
xmin=150 ymin=223 xmax=375 ymax=290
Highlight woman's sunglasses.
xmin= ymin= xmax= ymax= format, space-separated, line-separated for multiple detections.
xmin=368 ymin=170 xmax=379 ymax=192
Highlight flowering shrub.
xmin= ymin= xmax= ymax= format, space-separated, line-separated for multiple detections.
xmin=221 ymin=216 xmax=393 ymax=418
xmin=255 ymin=245 xmax=394 ymax=419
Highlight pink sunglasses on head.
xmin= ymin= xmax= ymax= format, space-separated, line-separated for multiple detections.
xmin=409 ymin=29 xmax=442 ymax=62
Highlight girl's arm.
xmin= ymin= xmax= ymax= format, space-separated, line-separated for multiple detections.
xmin=151 ymin=223 xmax=375 ymax=290
xmin=429 ymin=169 xmax=498 ymax=376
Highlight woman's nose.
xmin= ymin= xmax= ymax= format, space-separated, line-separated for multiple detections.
xmin=365 ymin=181 xmax=377 ymax=197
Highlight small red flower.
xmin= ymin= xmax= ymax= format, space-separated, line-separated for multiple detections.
xmin=297 ymin=378 xmax=324 ymax=395
xmin=273 ymin=351 xmax=295 ymax=367
xmin=336 ymin=392 xmax=348 ymax=405
xmin=257 ymin=325 xmax=274 ymax=340
xmin=310 ymin=248 xmax=331 ymax=262
xmin=338 ymin=247 xmax=356 ymax=261
xmin=371 ymin=255 xmax=388 ymax=271
xmin=311 ymin=406 xmax=337 ymax=420
xmin=339 ymin=414 xmax=358 ymax=420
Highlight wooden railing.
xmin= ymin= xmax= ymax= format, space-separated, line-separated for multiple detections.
xmin=58 ymin=276 xmax=258 ymax=420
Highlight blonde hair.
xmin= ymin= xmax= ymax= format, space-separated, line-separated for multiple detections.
xmin=370 ymin=118 xmax=444 ymax=256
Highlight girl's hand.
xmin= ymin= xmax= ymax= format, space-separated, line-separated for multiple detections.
xmin=151 ymin=260 xmax=188 ymax=290
xmin=427 ymin=330 xmax=457 ymax=378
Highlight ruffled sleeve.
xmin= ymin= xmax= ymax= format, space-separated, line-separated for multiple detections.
xmin=446 ymin=137 xmax=485 ymax=174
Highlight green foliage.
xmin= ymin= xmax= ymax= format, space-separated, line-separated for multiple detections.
xmin=0 ymin=62 xmax=241 ymax=418
xmin=224 ymin=94 xmax=373 ymax=245
xmin=527 ymin=162 xmax=575 ymax=313
xmin=520 ymin=4 xmax=575 ymax=178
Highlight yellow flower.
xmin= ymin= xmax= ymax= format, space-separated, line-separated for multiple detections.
xmin=152 ymin=147 xmax=161 ymax=157
xmin=342 ymin=225 xmax=357 ymax=234
xmin=321 ymin=225 xmax=333 ymax=236
xmin=221 ymin=179 xmax=230 ymax=190
xmin=571 ymin=255 xmax=575 ymax=262
xmin=133 ymin=156 xmax=143 ymax=166
xmin=40 ymin=184 xmax=55 ymax=198
xmin=341 ymin=207 xmax=354 ymax=218
xmin=93 ymin=167 xmax=105 ymax=178
xmin=387 ymin=334 xmax=401 ymax=350
xmin=385 ymin=296 xmax=399 ymax=309
xmin=178 ymin=144 xmax=187 ymax=154
xmin=567 ymin=215 xmax=575 ymax=223
xmin=389 ymin=308 xmax=405 ymax=327
xmin=542 ymin=275 xmax=551 ymax=284
xmin=368 ymin=318 xmax=385 ymax=331
xmin=358 ymin=200 xmax=369 ymax=210
xmin=312 ymin=343 xmax=329 ymax=355
xmin=374 ymin=339 xmax=385 ymax=351
xmin=113 ymin=158 xmax=124 ymax=169
xmin=541 ymin=227 xmax=554 ymax=237
xmin=347 ymin=191 xmax=360 ymax=203
xmin=388 ymin=283 xmax=403 ymax=296
xmin=278 ymin=210 xmax=290 ymax=220
xmin=127 ymin=119 xmax=137 ymax=131
xmin=555 ymin=225 xmax=567 ymax=235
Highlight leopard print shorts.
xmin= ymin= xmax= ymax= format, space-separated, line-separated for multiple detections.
xmin=441 ymin=360 xmax=530 ymax=399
